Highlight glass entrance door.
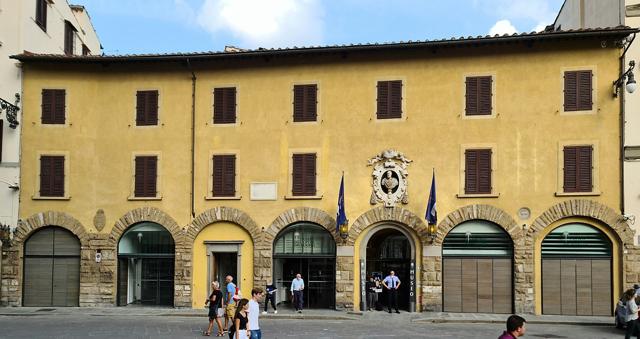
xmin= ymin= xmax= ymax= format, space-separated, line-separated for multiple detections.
xmin=277 ymin=257 xmax=335 ymax=309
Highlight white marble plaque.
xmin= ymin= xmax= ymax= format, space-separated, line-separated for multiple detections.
xmin=250 ymin=182 xmax=277 ymax=200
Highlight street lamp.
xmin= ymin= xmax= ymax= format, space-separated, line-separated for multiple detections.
xmin=613 ymin=60 xmax=636 ymax=97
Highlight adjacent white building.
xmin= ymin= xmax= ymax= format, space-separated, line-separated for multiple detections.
xmin=554 ymin=0 xmax=640 ymax=242
xmin=0 ymin=1 xmax=101 ymax=228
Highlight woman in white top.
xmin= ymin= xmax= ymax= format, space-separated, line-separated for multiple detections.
xmin=624 ymin=288 xmax=639 ymax=339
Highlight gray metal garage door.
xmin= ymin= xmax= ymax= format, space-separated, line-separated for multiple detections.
xmin=23 ymin=227 xmax=80 ymax=307
xmin=442 ymin=220 xmax=513 ymax=314
xmin=541 ymin=223 xmax=612 ymax=316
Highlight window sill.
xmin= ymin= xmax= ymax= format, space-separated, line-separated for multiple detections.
xmin=128 ymin=196 xmax=163 ymax=201
xmin=284 ymin=195 xmax=323 ymax=200
xmin=374 ymin=116 xmax=405 ymax=122
xmin=555 ymin=191 xmax=601 ymax=197
xmin=32 ymin=195 xmax=70 ymax=200
xmin=560 ymin=109 xmax=596 ymax=115
xmin=461 ymin=113 xmax=496 ymax=119
xmin=456 ymin=193 xmax=500 ymax=198
xmin=205 ymin=195 xmax=242 ymax=200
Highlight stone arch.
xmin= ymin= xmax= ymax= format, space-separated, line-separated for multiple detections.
xmin=527 ymin=199 xmax=632 ymax=245
xmin=185 ymin=207 xmax=261 ymax=244
xmin=433 ymin=204 xmax=520 ymax=246
xmin=14 ymin=210 xmax=89 ymax=246
xmin=109 ymin=207 xmax=184 ymax=247
xmin=262 ymin=207 xmax=339 ymax=246
xmin=347 ymin=206 xmax=429 ymax=246
xmin=108 ymin=207 xmax=189 ymax=307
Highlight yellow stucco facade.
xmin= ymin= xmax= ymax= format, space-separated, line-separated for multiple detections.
xmin=4 ymin=29 xmax=639 ymax=315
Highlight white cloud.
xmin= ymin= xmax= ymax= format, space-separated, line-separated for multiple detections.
xmin=196 ymin=0 xmax=324 ymax=49
xmin=531 ymin=22 xmax=548 ymax=32
xmin=489 ymin=19 xmax=518 ymax=36
xmin=476 ymin=0 xmax=559 ymax=33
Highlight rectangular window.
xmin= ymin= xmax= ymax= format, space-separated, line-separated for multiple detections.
xmin=563 ymin=145 xmax=593 ymax=192
xmin=465 ymin=76 xmax=492 ymax=116
xmin=293 ymin=84 xmax=317 ymax=122
xmin=292 ymin=153 xmax=316 ymax=196
xmin=40 ymin=155 xmax=65 ymax=197
xmin=82 ymin=44 xmax=90 ymax=56
xmin=136 ymin=90 xmax=159 ymax=126
xmin=564 ymin=70 xmax=592 ymax=111
xmin=376 ymin=80 xmax=402 ymax=119
xmin=41 ymin=89 xmax=66 ymax=124
xmin=213 ymin=87 xmax=236 ymax=124
xmin=465 ymin=149 xmax=492 ymax=194
xmin=134 ymin=156 xmax=158 ymax=197
xmin=35 ymin=0 xmax=47 ymax=31
xmin=64 ymin=21 xmax=76 ymax=55
xmin=212 ymin=155 xmax=236 ymax=197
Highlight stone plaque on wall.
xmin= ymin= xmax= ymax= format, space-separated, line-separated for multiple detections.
xmin=250 ymin=182 xmax=277 ymax=200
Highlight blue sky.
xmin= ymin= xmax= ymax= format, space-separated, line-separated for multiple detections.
xmin=72 ymin=0 xmax=565 ymax=55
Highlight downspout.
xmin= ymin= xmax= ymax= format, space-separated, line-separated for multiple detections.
xmin=619 ymin=33 xmax=636 ymax=214
xmin=186 ymin=58 xmax=197 ymax=219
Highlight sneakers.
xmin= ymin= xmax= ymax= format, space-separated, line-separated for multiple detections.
xmin=262 ymin=311 xmax=267 ymax=315
xmin=395 ymin=310 xmax=400 ymax=314
xmin=297 ymin=310 xmax=302 ymax=313
xmin=274 ymin=310 xmax=278 ymax=314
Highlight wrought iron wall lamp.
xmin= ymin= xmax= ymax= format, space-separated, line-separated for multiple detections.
xmin=613 ymin=60 xmax=636 ymax=97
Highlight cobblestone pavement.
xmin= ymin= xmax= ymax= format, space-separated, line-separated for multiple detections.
xmin=0 ymin=314 xmax=623 ymax=339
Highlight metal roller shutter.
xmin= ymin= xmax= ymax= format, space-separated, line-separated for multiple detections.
xmin=23 ymin=227 xmax=80 ymax=307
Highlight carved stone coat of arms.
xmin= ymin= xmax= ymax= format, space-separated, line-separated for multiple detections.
xmin=368 ymin=149 xmax=412 ymax=207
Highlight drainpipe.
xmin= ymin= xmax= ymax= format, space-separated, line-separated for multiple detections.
xmin=186 ymin=58 xmax=197 ymax=219
xmin=619 ymin=33 xmax=636 ymax=214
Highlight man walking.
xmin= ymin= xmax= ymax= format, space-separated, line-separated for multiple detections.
xmin=248 ymin=288 xmax=264 ymax=339
xmin=382 ymin=270 xmax=401 ymax=313
xmin=223 ymin=275 xmax=237 ymax=333
xmin=262 ymin=281 xmax=277 ymax=314
xmin=498 ymin=315 xmax=526 ymax=338
xmin=291 ymin=273 xmax=305 ymax=313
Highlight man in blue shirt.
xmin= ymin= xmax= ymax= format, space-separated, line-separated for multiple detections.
xmin=223 ymin=275 xmax=237 ymax=332
xmin=382 ymin=270 xmax=401 ymax=313
xmin=290 ymin=273 xmax=305 ymax=313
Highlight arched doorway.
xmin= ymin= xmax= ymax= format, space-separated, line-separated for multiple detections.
xmin=541 ymin=223 xmax=612 ymax=316
xmin=442 ymin=220 xmax=513 ymax=314
xmin=365 ymin=227 xmax=413 ymax=312
xmin=23 ymin=226 xmax=80 ymax=306
xmin=273 ymin=222 xmax=336 ymax=309
xmin=117 ymin=222 xmax=175 ymax=306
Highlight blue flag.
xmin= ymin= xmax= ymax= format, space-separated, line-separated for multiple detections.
xmin=426 ymin=170 xmax=437 ymax=225
xmin=336 ymin=174 xmax=347 ymax=233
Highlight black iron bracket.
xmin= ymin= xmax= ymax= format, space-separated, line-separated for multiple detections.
xmin=0 ymin=93 xmax=20 ymax=128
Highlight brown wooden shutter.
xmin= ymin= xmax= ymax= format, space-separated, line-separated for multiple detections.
xmin=135 ymin=156 xmax=157 ymax=197
xmin=293 ymin=85 xmax=317 ymax=122
xmin=465 ymin=149 xmax=492 ymax=194
xmin=213 ymin=88 xmax=236 ymax=124
xmin=377 ymin=80 xmax=402 ymax=119
xmin=563 ymin=145 xmax=592 ymax=193
xmin=40 ymin=155 xmax=64 ymax=197
xmin=292 ymin=153 xmax=316 ymax=196
xmin=36 ymin=0 xmax=47 ymax=30
xmin=42 ymin=89 xmax=65 ymax=124
xmin=466 ymin=76 xmax=492 ymax=115
xmin=564 ymin=71 xmax=592 ymax=112
xmin=136 ymin=91 xmax=158 ymax=126
xmin=64 ymin=21 xmax=75 ymax=55
xmin=212 ymin=155 xmax=236 ymax=197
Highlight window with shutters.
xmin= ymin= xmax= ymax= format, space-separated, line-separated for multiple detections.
xmin=39 ymin=155 xmax=65 ymax=197
xmin=464 ymin=149 xmax=492 ymax=195
xmin=563 ymin=145 xmax=593 ymax=193
xmin=134 ymin=156 xmax=158 ymax=198
xmin=212 ymin=154 xmax=236 ymax=197
xmin=563 ymin=70 xmax=593 ymax=112
xmin=376 ymin=80 xmax=402 ymax=119
xmin=64 ymin=21 xmax=76 ymax=55
xmin=291 ymin=153 xmax=317 ymax=196
xmin=293 ymin=84 xmax=317 ymax=122
xmin=136 ymin=90 xmax=159 ymax=126
xmin=213 ymin=87 xmax=236 ymax=124
xmin=35 ymin=0 xmax=47 ymax=31
xmin=41 ymin=89 xmax=66 ymax=124
xmin=465 ymin=76 xmax=493 ymax=116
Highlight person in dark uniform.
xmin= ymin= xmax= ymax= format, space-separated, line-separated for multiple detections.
xmin=382 ymin=270 xmax=401 ymax=313
xmin=263 ymin=282 xmax=277 ymax=314
xmin=365 ymin=276 xmax=378 ymax=311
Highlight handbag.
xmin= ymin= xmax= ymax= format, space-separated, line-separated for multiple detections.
xmin=217 ymin=308 xmax=224 ymax=318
